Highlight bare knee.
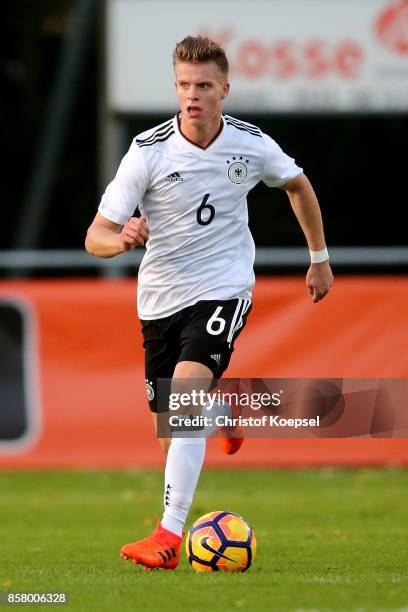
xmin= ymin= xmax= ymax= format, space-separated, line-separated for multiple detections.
xmin=159 ymin=436 xmax=172 ymax=457
xmin=173 ymin=360 xmax=213 ymax=379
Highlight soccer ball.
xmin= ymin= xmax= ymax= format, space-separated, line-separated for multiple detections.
xmin=186 ymin=510 xmax=256 ymax=572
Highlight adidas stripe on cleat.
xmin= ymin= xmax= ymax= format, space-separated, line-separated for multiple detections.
xmin=120 ymin=521 xmax=183 ymax=570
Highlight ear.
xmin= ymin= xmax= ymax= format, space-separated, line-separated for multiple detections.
xmin=221 ymin=82 xmax=230 ymax=100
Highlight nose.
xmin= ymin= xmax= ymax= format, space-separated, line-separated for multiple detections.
xmin=187 ymin=86 xmax=199 ymax=100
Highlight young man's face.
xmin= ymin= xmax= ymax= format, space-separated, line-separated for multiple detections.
xmin=175 ymin=61 xmax=230 ymax=126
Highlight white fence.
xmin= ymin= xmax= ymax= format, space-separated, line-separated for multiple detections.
xmin=1 ymin=247 xmax=407 ymax=277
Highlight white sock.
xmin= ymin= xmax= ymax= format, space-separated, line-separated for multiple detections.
xmin=161 ymin=437 xmax=206 ymax=537
xmin=201 ymin=400 xmax=231 ymax=438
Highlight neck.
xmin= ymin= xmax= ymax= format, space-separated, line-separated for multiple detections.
xmin=178 ymin=114 xmax=223 ymax=149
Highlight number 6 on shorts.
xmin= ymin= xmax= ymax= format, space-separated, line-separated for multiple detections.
xmin=206 ymin=306 xmax=226 ymax=335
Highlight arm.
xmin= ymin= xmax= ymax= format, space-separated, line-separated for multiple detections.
xmin=281 ymin=173 xmax=333 ymax=303
xmin=85 ymin=212 xmax=149 ymax=258
xmin=86 ymin=138 xmax=150 ymax=258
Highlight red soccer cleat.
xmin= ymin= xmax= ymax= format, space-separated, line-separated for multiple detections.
xmin=120 ymin=521 xmax=183 ymax=570
xmin=217 ymin=379 xmax=249 ymax=455
xmin=217 ymin=430 xmax=245 ymax=455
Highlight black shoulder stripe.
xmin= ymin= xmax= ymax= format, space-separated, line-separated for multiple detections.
xmin=226 ymin=117 xmax=261 ymax=134
xmin=138 ymin=118 xmax=172 ymax=138
xmin=137 ymin=130 xmax=175 ymax=148
xmin=226 ymin=118 xmax=261 ymax=135
xmin=136 ymin=126 xmax=174 ymax=147
xmin=136 ymin=124 xmax=173 ymax=145
xmin=226 ymin=120 xmax=262 ymax=138
xmin=136 ymin=120 xmax=173 ymax=144
xmin=225 ymin=115 xmax=261 ymax=134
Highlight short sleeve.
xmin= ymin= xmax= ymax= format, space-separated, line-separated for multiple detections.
xmin=261 ymin=133 xmax=303 ymax=188
xmin=98 ymin=141 xmax=149 ymax=225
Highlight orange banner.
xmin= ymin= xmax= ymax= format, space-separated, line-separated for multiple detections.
xmin=0 ymin=277 xmax=407 ymax=468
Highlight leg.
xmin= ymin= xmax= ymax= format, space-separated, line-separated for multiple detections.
xmin=121 ymin=300 xmax=251 ymax=569
xmin=121 ymin=360 xmax=212 ymax=570
xmin=150 ymin=362 xmax=213 ymax=456
xmin=176 ymin=299 xmax=252 ymax=454
xmin=151 ymin=412 xmax=171 ymax=457
xmin=160 ymin=360 xmax=212 ymax=536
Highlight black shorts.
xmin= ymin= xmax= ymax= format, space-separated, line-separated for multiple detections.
xmin=141 ymin=298 xmax=252 ymax=412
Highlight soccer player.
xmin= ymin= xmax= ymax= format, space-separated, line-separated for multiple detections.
xmin=85 ymin=36 xmax=333 ymax=570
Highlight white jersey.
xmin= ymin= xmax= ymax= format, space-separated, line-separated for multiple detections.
xmin=99 ymin=114 xmax=302 ymax=320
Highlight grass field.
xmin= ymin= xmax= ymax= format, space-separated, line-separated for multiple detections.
xmin=1 ymin=468 xmax=407 ymax=611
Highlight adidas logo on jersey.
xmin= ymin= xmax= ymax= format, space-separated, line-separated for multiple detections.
xmin=210 ymin=354 xmax=222 ymax=365
xmin=165 ymin=172 xmax=183 ymax=182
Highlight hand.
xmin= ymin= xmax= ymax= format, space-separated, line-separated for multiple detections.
xmin=306 ymin=261 xmax=333 ymax=303
xmin=119 ymin=216 xmax=149 ymax=251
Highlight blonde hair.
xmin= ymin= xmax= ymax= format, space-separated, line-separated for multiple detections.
xmin=173 ymin=36 xmax=229 ymax=76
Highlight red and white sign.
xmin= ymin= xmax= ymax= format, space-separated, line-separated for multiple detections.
xmin=107 ymin=0 xmax=408 ymax=112
xmin=375 ymin=0 xmax=408 ymax=54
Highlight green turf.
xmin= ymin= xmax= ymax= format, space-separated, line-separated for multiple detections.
xmin=0 ymin=468 xmax=407 ymax=611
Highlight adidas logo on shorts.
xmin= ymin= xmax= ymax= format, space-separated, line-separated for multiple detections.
xmin=165 ymin=172 xmax=183 ymax=182
xmin=210 ymin=353 xmax=222 ymax=365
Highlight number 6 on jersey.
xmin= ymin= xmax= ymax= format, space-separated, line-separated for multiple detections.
xmin=197 ymin=194 xmax=215 ymax=226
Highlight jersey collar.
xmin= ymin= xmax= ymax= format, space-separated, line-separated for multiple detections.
xmin=173 ymin=113 xmax=225 ymax=155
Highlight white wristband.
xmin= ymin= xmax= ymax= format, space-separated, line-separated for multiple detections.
xmin=310 ymin=247 xmax=329 ymax=264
